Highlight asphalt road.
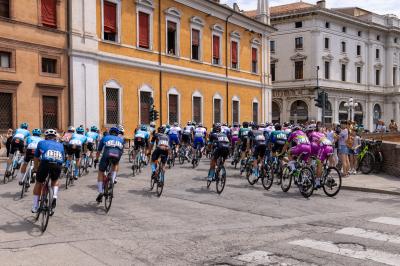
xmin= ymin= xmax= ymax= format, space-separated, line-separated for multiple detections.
xmin=0 ymin=155 xmax=400 ymax=266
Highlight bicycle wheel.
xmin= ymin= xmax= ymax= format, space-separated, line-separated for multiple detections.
xmin=359 ymin=152 xmax=374 ymax=175
xmin=216 ymin=167 xmax=226 ymax=194
xmin=128 ymin=149 xmax=134 ymax=163
xmin=20 ymin=171 xmax=29 ymax=199
xmin=150 ymin=173 xmax=156 ymax=190
xmin=298 ymin=167 xmax=314 ymax=198
xmin=322 ymin=167 xmax=342 ymax=197
xmin=262 ymin=164 xmax=274 ymax=190
xmin=156 ymin=170 xmax=164 ymax=197
xmin=40 ymin=188 xmax=50 ymax=232
xmin=104 ymin=175 xmax=113 ymax=213
xmin=280 ymin=166 xmax=292 ymax=192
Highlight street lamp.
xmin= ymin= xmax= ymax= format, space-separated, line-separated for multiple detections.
xmin=343 ymin=97 xmax=358 ymax=122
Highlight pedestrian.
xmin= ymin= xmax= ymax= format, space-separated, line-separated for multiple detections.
xmin=326 ymin=125 xmax=338 ymax=167
xmin=1 ymin=129 xmax=13 ymax=158
xmin=338 ymin=121 xmax=350 ymax=176
xmin=349 ymin=130 xmax=361 ymax=174
xmin=376 ymin=120 xmax=386 ymax=133
xmin=389 ymin=119 xmax=398 ymax=133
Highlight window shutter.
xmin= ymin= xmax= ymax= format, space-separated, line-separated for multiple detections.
xmin=192 ymin=29 xmax=200 ymax=46
xmin=252 ymin=47 xmax=257 ymax=62
xmin=193 ymin=97 xmax=201 ymax=123
xmin=104 ymin=1 xmax=117 ymax=33
xmin=139 ymin=12 xmax=150 ymax=48
xmin=169 ymin=94 xmax=178 ymax=124
xmin=0 ymin=92 xmax=12 ymax=130
xmin=231 ymin=41 xmax=238 ymax=64
xmin=0 ymin=0 xmax=10 ymax=18
xmin=213 ymin=35 xmax=220 ymax=59
xmin=43 ymin=96 xmax=58 ymax=129
xmin=41 ymin=0 xmax=57 ymax=27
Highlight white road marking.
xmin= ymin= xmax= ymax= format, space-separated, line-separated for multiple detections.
xmin=336 ymin=227 xmax=400 ymax=244
xmin=370 ymin=217 xmax=400 ymax=226
xmin=235 ymin=251 xmax=274 ymax=264
xmin=289 ymin=238 xmax=400 ymax=266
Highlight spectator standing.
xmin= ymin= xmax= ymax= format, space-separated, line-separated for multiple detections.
xmin=1 ymin=129 xmax=13 ymax=158
xmin=389 ymin=119 xmax=398 ymax=133
xmin=338 ymin=121 xmax=350 ymax=176
xmin=349 ymin=130 xmax=361 ymax=174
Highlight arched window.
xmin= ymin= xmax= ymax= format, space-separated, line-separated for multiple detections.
xmin=339 ymin=101 xmax=348 ymax=122
xmin=373 ymin=104 xmax=382 ymax=125
xmin=354 ymin=102 xmax=363 ymax=125
xmin=290 ymin=100 xmax=308 ymax=124
xmin=324 ymin=101 xmax=333 ymax=124
xmin=272 ymin=101 xmax=281 ymax=124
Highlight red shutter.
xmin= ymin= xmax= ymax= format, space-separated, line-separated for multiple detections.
xmin=232 ymin=41 xmax=238 ymax=64
xmin=213 ymin=35 xmax=220 ymax=59
xmin=252 ymin=47 xmax=257 ymax=62
xmin=139 ymin=12 xmax=150 ymax=48
xmin=192 ymin=29 xmax=200 ymax=46
xmin=104 ymin=1 xmax=117 ymax=33
xmin=41 ymin=0 xmax=57 ymax=28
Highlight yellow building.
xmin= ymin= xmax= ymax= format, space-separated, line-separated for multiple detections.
xmin=70 ymin=0 xmax=274 ymax=136
xmin=0 ymin=0 xmax=69 ymax=132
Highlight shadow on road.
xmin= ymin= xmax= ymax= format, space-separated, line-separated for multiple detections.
xmin=129 ymin=189 xmax=156 ymax=198
xmin=69 ymin=203 xmax=104 ymax=214
xmin=185 ymin=187 xmax=213 ymax=195
xmin=0 ymin=191 xmax=21 ymax=201
xmin=0 ymin=218 xmax=46 ymax=236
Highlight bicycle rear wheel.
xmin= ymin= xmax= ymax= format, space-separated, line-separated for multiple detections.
xmin=216 ymin=167 xmax=226 ymax=194
xmin=40 ymin=189 xmax=50 ymax=232
xmin=20 ymin=172 xmax=29 ymax=199
xmin=298 ymin=167 xmax=314 ymax=198
xmin=104 ymin=175 xmax=113 ymax=213
xmin=322 ymin=167 xmax=342 ymax=197
xmin=281 ymin=166 xmax=292 ymax=192
xmin=358 ymin=152 xmax=374 ymax=175
xmin=156 ymin=170 xmax=164 ymax=197
xmin=128 ymin=149 xmax=134 ymax=163
xmin=262 ymin=164 xmax=274 ymax=190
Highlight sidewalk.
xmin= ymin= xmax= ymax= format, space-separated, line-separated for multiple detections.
xmin=342 ymin=173 xmax=400 ymax=196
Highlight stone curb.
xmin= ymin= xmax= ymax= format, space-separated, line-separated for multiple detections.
xmin=342 ymin=185 xmax=400 ymax=196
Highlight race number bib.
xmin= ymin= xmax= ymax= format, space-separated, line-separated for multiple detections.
xmin=218 ymin=136 xmax=229 ymax=142
xmin=255 ymin=135 xmax=265 ymax=141
xmin=277 ymin=133 xmax=287 ymax=141
xmin=320 ymin=137 xmax=332 ymax=146
xmin=159 ymin=140 xmax=169 ymax=147
xmin=27 ymin=143 xmax=38 ymax=150
xmin=86 ymin=137 xmax=94 ymax=143
xmin=14 ymin=133 xmax=25 ymax=139
xmin=44 ymin=150 xmax=62 ymax=161
xmin=242 ymin=131 xmax=249 ymax=136
xmin=296 ymin=135 xmax=309 ymax=144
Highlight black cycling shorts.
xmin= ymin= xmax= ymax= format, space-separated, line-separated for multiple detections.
xmin=67 ymin=144 xmax=82 ymax=159
xmin=213 ymin=146 xmax=230 ymax=160
xmin=253 ymin=144 xmax=267 ymax=158
xmin=24 ymin=149 xmax=35 ymax=163
xmin=87 ymin=142 xmax=95 ymax=152
xmin=151 ymin=147 xmax=168 ymax=164
xmin=10 ymin=138 xmax=24 ymax=155
xmin=134 ymin=138 xmax=146 ymax=150
xmin=271 ymin=143 xmax=285 ymax=154
xmin=182 ymin=133 xmax=191 ymax=144
xmin=99 ymin=148 xmax=122 ymax=172
xmin=36 ymin=161 xmax=62 ymax=183
xmin=240 ymin=138 xmax=248 ymax=152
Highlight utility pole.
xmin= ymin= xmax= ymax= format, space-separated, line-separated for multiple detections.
xmin=316 ymin=66 xmax=326 ymax=126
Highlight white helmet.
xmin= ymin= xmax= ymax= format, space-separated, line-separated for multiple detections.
xmin=305 ymin=124 xmax=316 ymax=132
xmin=67 ymin=126 xmax=75 ymax=133
xmin=45 ymin=129 xmax=57 ymax=136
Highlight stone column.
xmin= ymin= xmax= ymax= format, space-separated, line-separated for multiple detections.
xmin=334 ymin=97 xmax=339 ymax=124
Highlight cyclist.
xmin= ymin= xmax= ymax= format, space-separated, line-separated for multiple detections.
xmin=133 ymin=125 xmax=150 ymax=161
xmin=282 ymin=125 xmax=311 ymax=172
xmin=94 ymin=127 xmax=124 ymax=203
xmin=168 ymin=122 xmax=181 ymax=152
xmin=5 ymin=123 xmax=30 ymax=177
xmin=192 ymin=123 xmax=207 ymax=160
xmin=182 ymin=122 xmax=194 ymax=159
xmin=269 ymin=123 xmax=288 ymax=156
xmin=150 ymin=126 xmax=170 ymax=179
xmin=230 ymin=123 xmax=240 ymax=147
xmin=66 ymin=126 xmax=87 ymax=179
xmin=86 ymin=126 xmax=100 ymax=164
xmin=248 ymin=124 xmax=267 ymax=177
xmin=207 ymin=124 xmax=230 ymax=181
xmin=238 ymin=121 xmax=251 ymax=165
xmin=32 ymin=129 xmax=65 ymax=213
xmin=305 ymin=124 xmax=333 ymax=188
xmin=149 ymin=122 xmax=156 ymax=135
xmin=18 ymin=128 xmax=43 ymax=186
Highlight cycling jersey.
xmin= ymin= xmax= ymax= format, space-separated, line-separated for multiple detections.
xmin=221 ymin=126 xmax=231 ymax=137
xmin=135 ymin=129 xmax=150 ymax=141
xmin=61 ymin=132 xmax=73 ymax=143
xmin=86 ymin=131 xmax=99 ymax=143
xmin=168 ymin=126 xmax=181 ymax=146
xmin=287 ymin=130 xmax=311 ymax=160
xmin=35 ymin=140 xmax=65 ymax=164
xmin=151 ymin=133 xmax=169 ymax=149
xmin=26 ymin=136 xmax=43 ymax=150
xmin=193 ymin=127 xmax=206 ymax=148
xmin=239 ymin=127 xmax=251 ymax=140
xmin=269 ymin=130 xmax=288 ymax=146
xmin=69 ymin=133 xmax=87 ymax=147
xmin=13 ymin=128 xmax=30 ymax=141
xmin=307 ymin=131 xmax=333 ymax=162
xmin=98 ymin=135 xmax=124 ymax=172
xmin=249 ymin=130 xmax=267 ymax=147
xmin=98 ymin=135 xmax=124 ymax=152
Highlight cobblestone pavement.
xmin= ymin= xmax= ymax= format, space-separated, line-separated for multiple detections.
xmin=0 ymin=155 xmax=400 ymax=265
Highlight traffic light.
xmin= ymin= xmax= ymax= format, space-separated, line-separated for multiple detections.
xmin=323 ymin=92 xmax=329 ymax=110
xmin=314 ymin=92 xmax=323 ymax=108
xmin=149 ymin=105 xmax=155 ymax=121
xmin=153 ymin=110 xmax=159 ymax=121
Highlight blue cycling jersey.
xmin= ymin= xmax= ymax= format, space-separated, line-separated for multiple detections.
xmin=97 ymin=135 xmax=125 ymax=152
xmin=134 ymin=130 xmax=150 ymax=140
xmin=86 ymin=131 xmax=99 ymax=142
xmin=35 ymin=140 xmax=65 ymax=164
xmin=13 ymin=128 xmax=30 ymax=141
xmin=69 ymin=133 xmax=87 ymax=146
xmin=26 ymin=136 xmax=43 ymax=149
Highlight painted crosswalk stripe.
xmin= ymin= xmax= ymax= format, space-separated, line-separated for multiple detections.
xmin=336 ymin=227 xmax=400 ymax=244
xmin=370 ymin=217 xmax=400 ymax=226
xmin=289 ymin=238 xmax=400 ymax=266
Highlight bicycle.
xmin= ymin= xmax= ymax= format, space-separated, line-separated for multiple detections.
xmin=178 ymin=144 xmax=191 ymax=164
xmin=356 ymin=140 xmax=376 ymax=175
xmin=34 ymin=165 xmax=56 ymax=233
xmin=150 ymin=160 xmax=166 ymax=197
xmin=192 ymin=144 xmax=202 ymax=168
xmin=370 ymin=140 xmax=383 ymax=174
xmin=207 ymin=156 xmax=226 ymax=194
xmin=80 ymin=152 xmax=90 ymax=176
xmin=280 ymin=152 xmax=314 ymax=198
xmin=131 ymin=146 xmax=146 ymax=176
xmin=4 ymin=151 xmax=22 ymax=184
xmin=247 ymin=155 xmax=274 ymax=190
xmin=310 ymin=156 xmax=342 ymax=197
xmin=20 ymin=160 xmax=35 ymax=199
xmin=101 ymin=158 xmax=117 ymax=213
xmin=65 ymin=155 xmax=77 ymax=190
xmin=231 ymin=143 xmax=241 ymax=169
xmin=167 ymin=143 xmax=177 ymax=169
xmin=270 ymin=153 xmax=284 ymax=185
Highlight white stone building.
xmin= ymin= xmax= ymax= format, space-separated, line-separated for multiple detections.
xmin=265 ymin=0 xmax=400 ymax=131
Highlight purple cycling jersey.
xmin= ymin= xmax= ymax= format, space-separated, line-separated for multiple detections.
xmin=288 ymin=130 xmax=311 ymax=160
xmin=307 ymin=131 xmax=333 ymax=161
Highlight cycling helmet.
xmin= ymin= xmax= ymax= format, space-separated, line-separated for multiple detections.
xmin=32 ymin=128 xmax=42 ymax=136
xmin=187 ymin=121 xmax=192 ymax=126
xmin=292 ymin=125 xmax=302 ymax=131
xmin=44 ymin=129 xmax=57 ymax=137
xmin=251 ymin=123 xmax=258 ymax=130
xmin=173 ymin=122 xmax=179 ymax=127
xmin=305 ymin=124 xmax=316 ymax=132
xmin=197 ymin=123 xmax=203 ymax=127
xmin=214 ymin=124 xmax=221 ymax=133
xmin=117 ymin=125 xmax=124 ymax=135
xmin=150 ymin=121 xmax=156 ymax=127
xmin=67 ymin=126 xmax=76 ymax=133
xmin=109 ymin=127 xmax=119 ymax=135
xmin=158 ymin=126 xmax=165 ymax=134
xmin=274 ymin=123 xmax=282 ymax=130
xmin=259 ymin=122 xmax=266 ymax=128
xmin=243 ymin=121 xmax=249 ymax=128
xmin=140 ymin=125 xmax=147 ymax=131
xmin=166 ymin=124 xmax=171 ymax=129
xmin=76 ymin=127 xmax=85 ymax=134
xmin=192 ymin=122 xmax=196 ymax=126
xmin=20 ymin=123 xmax=28 ymax=129
xmin=90 ymin=126 xmax=98 ymax=132
xmin=222 ymin=122 xmax=227 ymax=127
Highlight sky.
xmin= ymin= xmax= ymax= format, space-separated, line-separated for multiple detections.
xmin=220 ymin=0 xmax=400 ymax=17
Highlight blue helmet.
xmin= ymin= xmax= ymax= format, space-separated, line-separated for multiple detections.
xmin=109 ymin=127 xmax=119 ymax=135
xmin=90 ymin=126 xmax=98 ymax=132
xmin=20 ymin=123 xmax=28 ymax=129
xmin=76 ymin=127 xmax=85 ymax=134
xmin=32 ymin=128 xmax=41 ymax=136
xmin=140 ymin=125 xmax=147 ymax=131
